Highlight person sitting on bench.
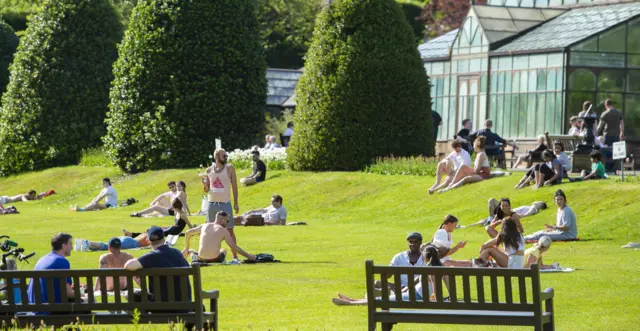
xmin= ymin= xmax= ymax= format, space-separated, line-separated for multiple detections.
xmin=512 ymin=135 xmax=547 ymax=168
xmin=524 ymin=236 xmax=558 ymax=269
xmin=570 ymin=150 xmax=605 ymax=182
xmin=524 ymin=190 xmax=578 ymax=242
xmin=94 ymin=238 xmax=135 ymax=292
xmin=71 ymin=178 xmax=117 ymax=212
xmin=0 ymin=190 xmax=41 ymax=205
xmin=428 ymin=141 xmax=471 ymax=194
xmin=235 ymin=194 xmax=287 ymax=226
xmin=470 ymin=119 xmax=517 ymax=159
xmin=28 ymin=233 xmax=77 ymax=308
xmin=182 ymin=211 xmax=256 ymax=264
xmin=473 ymin=217 xmax=525 ymax=269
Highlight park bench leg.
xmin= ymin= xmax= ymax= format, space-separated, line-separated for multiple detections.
xmin=381 ymin=322 xmax=393 ymax=331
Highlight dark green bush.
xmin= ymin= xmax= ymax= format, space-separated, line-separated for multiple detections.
xmin=286 ymin=0 xmax=433 ymax=171
xmin=0 ymin=19 xmax=18 ymax=96
xmin=104 ymin=0 xmax=267 ymax=173
xmin=0 ymin=0 xmax=122 ymax=176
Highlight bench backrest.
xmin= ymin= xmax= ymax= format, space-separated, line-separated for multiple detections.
xmin=545 ymin=132 xmax=582 ymax=153
xmin=366 ymin=261 xmax=542 ymax=314
xmin=0 ymin=265 xmax=203 ymax=314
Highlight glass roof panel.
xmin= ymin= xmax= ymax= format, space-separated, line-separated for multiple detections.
xmin=497 ymin=2 xmax=640 ymax=52
xmin=418 ymin=29 xmax=459 ymax=60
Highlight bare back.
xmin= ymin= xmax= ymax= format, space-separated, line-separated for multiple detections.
xmin=198 ymin=223 xmax=230 ymax=260
xmin=99 ymin=252 xmax=134 ymax=291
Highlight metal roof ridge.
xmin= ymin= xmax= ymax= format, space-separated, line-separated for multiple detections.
xmin=552 ymin=0 xmax=639 ymax=10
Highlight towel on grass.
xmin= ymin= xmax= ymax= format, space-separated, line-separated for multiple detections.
xmin=540 ymin=267 xmax=576 ymax=273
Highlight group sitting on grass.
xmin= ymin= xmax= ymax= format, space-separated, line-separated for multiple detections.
xmin=435 ymin=136 xmax=491 ymax=194
xmin=130 ymin=180 xmax=191 ymax=217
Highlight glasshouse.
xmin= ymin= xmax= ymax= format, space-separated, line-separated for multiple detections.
xmin=419 ymin=0 xmax=640 ymax=147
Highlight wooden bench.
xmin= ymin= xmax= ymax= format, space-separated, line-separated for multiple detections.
xmin=0 ymin=265 xmax=218 ymax=330
xmin=544 ymin=133 xmax=582 ymax=156
xmin=365 ymin=260 xmax=554 ymax=331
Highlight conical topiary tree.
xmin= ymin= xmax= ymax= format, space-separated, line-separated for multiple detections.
xmin=104 ymin=0 xmax=267 ymax=173
xmin=0 ymin=0 xmax=122 ymax=176
xmin=286 ymin=0 xmax=433 ymax=171
xmin=0 ymin=19 xmax=18 ymax=98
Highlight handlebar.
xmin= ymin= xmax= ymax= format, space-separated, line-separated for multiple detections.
xmin=0 ymin=235 xmax=9 ymax=240
xmin=19 ymin=252 xmax=36 ymax=262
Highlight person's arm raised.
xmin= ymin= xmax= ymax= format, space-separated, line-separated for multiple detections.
xmin=202 ymin=167 xmax=211 ymax=193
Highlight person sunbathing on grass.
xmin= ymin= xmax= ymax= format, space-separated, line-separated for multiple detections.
xmin=460 ymin=198 xmax=546 ymax=230
xmin=437 ymin=136 xmax=490 ymax=194
xmin=1 ymin=190 xmax=42 ymax=205
xmin=428 ymin=141 xmax=472 ymax=194
xmin=332 ymin=244 xmax=445 ymax=306
xmin=124 ymin=199 xmax=195 ymax=238
xmin=473 ymin=217 xmax=525 ymax=269
xmin=182 ymin=211 xmax=256 ymax=264
xmin=71 ymin=178 xmax=117 ymax=212
xmin=130 ymin=181 xmax=189 ymax=217
xmin=74 ymin=234 xmax=149 ymax=252
xmin=234 ymin=194 xmax=287 ymax=226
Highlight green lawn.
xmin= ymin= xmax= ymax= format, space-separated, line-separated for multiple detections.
xmin=0 ymin=166 xmax=639 ymax=330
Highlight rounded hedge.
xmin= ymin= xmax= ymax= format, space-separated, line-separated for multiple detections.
xmin=104 ymin=0 xmax=267 ymax=173
xmin=0 ymin=19 xmax=18 ymax=97
xmin=286 ymin=0 xmax=433 ymax=171
xmin=0 ymin=0 xmax=122 ymax=176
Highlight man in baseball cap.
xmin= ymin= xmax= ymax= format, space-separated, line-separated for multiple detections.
xmin=94 ymin=237 xmax=134 ymax=292
xmin=125 ymin=226 xmax=192 ymax=302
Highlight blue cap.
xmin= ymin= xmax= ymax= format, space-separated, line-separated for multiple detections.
xmin=147 ymin=226 xmax=164 ymax=242
xmin=107 ymin=237 xmax=122 ymax=248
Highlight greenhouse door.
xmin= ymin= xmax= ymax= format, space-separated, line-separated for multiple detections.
xmin=457 ymin=76 xmax=480 ymax=133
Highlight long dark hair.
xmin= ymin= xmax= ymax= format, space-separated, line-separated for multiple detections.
xmin=495 ymin=198 xmax=511 ymax=219
xmin=178 ymin=180 xmax=187 ymax=192
xmin=497 ymin=217 xmax=521 ymax=252
xmin=420 ymin=244 xmax=443 ymax=267
xmin=437 ymin=214 xmax=458 ymax=230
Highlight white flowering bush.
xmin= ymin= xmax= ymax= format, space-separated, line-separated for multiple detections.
xmin=227 ymin=147 xmax=287 ymax=170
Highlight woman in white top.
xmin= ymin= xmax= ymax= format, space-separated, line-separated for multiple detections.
xmin=428 ymin=141 xmax=472 ymax=194
xmin=432 ymin=215 xmax=471 ymax=267
xmin=438 ymin=137 xmax=491 ymax=193
xmin=473 ymin=217 xmax=525 ymax=269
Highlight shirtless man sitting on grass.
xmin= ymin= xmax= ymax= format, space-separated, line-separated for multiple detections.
xmin=183 ymin=211 xmax=256 ymax=264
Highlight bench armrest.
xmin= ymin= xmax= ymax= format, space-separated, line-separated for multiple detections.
xmin=202 ymin=289 xmax=219 ymax=300
xmin=540 ymin=288 xmax=554 ymax=301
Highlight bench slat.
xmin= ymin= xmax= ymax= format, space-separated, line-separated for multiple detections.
xmin=19 ymin=277 xmax=28 ymax=304
xmin=86 ymin=276 xmax=95 ymax=304
xmin=373 ymin=300 xmax=537 ymax=312
xmin=73 ymin=276 xmax=81 ymax=303
xmin=371 ymin=265 xmax=532 ymax=277
xmin=100 ymin=276 xmax=108 ymax=303
xmin=167 ymin=274 xmax=176 ymax=302
xmin=113 ymin=275 xmax=121 ymax=304
xmin=139 ymin=275 xmax=149 ymax=314
xmin=490 ymin=275 xmax=499 ymax=303
xmin=58 ymin=277 xmax=68 ymax=303
xmin=4 ymin=276 xmax=15 ymax=304
xmin=505 ymin=276 xmax=513 ymax=304
xmin=434 ymin=274 xmax=444 ymax=303
xmin=476 ymin=275 xmax=485 ymax=304
xmin=380 ymin=273 xmax=390 ymax=306
xmin=449 ymin=274 xmax=457 ymax=303
xmin=407 ymin=273 xmax=416 ymax=303
xmin=181 ymin=276 xmax=189 ymax=305
xmin=127 ymin=275 xmax=135 ymax=306
xmin=462 ymin=275 xmax=470 ymax=303
xmin=33 ymin=275 xmax=42 ymax=304
xmin=519 ymin=276 xmax=527 ymax=304
xmin=45 ymin=278 xmax=55 ymax=305
xmin=153 ymin=276 xmax=162 ymax=302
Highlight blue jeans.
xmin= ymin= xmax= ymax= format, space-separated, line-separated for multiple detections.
xmin=93 ymin=236 xmax=140 ymax=251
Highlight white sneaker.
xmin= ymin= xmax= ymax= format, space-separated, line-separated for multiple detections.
xmin=73 ymin=238 xmax=81 ymax=252
xmin=552 ymin=262 xmax=560 ymax=269
xmin=80 ymin=239 xmax=89 ymax=252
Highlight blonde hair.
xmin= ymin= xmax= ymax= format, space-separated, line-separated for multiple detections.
xmin=537 ymin=135 xmax=545 ymax=144
xmin=534 ymin=236 xmax=552 ymax=249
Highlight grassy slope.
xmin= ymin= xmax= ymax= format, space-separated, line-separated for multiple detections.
xmin=0 ymin=167 xmax=639 ymax=330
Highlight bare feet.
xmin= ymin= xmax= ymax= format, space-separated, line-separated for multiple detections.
xmin=428 ymin=188 xmax=435 ymax=195
xmin=122 ymin=229 xmax=132 ymax=237
xmin=338 ymin=293 xmax=355 ymax=301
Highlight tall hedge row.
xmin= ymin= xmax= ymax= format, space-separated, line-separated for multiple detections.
xmin=0 ymin=0 xmax=121 ymax=175
xmin=286 ymin=0 xmax=433 ymax=171
xmin=104 ymin=0 xmax=267 ymax=173
xmin=0 ymin=19 xmax=18 ymax=97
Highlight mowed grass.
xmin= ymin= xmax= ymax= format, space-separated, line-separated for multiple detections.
xmin=0 ymin=166 xmax=639 ymax=330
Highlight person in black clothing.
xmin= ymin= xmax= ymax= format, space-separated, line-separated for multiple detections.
xmin=240 ymin=150 xmax=267 ymax=186
xmin=124 ymin=226 xmax=192 ymax=303
xmin=432 ymin=111 xmax=443 ymax=140
xmin=122 ymin=198 xmax=195 ymax=238
xmin=471 ymin=119 xmax=516 ymax=158
xmin=512 ymin=135 xmax=547 ymax=168
xmin=455 ymin=119 xmax=473 ymax=153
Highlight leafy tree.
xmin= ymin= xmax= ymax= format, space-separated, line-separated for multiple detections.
xmin=397 ymin=0 xmax=427 ymax=43
xmin=104 ymin=0 xmax=267 ymax=173
xmin=0 ymin=0 xmax=122 ymax=175
xmin=0 ymin=19 xmax=18 ymax=96
xmin=420 ymin=0 xmax=485 ymax=38
xmin=286 ymin=0 xmax=433 ymax=171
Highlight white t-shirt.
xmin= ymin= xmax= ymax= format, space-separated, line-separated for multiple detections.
xmin=513 ymin=206 xmax=535 ymax=217
xmin=556 ymin=152 xmax=571 ymax=171
xmin=432 ymin=229 xmax=453 ymax=262
xmin=102 ymin=186 xmax=118 ymax=207
xmin=389 ymin=251 xmax=427 ymax=287
xmin=262 ymin=205 xmax=287 ymax=223
xmin=283 ymin=128 xmax=294 ymax=137
xmin=446 ymin=150 xmax=472 ymax=170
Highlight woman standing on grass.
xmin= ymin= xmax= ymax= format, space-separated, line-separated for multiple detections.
xmin=432 ymin=215 xmax=471 ymax=267
xmin=438 ymin=136 xmax=490 ymax=193
xmin=473 ymin=217 xmax=525 ymax=269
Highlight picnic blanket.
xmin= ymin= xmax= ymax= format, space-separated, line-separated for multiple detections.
xmin=286 ymin=222 xmax=307 ymax=226
xmin=540 ymin=267 xmax=576 ymax=273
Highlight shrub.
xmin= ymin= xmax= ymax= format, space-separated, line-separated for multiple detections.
xmin=0 ymin=0 xmax=122 ymax=176
xmin=364 ymin=156 xmax=438 ymax=176
xmin=228 ymin=147 xmax=287 ymax=171
xmin=0 ymin=19 xmax=18 ymax=97
xmin=104 ymin=0 xmax=267 ymax=173
xmin=286 ymin=0 xmax=433 ymax=171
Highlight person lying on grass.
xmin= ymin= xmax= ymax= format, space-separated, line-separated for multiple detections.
xmin=569 ymin=150 xmax=605 ymax=182
xmin=74 ymin=234 xmax=148 ymax=252
xmin=0 ymin=190 xmax=41 ymax=205
xmin=432 ymin=215 xmax=471 ymax=267
xmin=234 ymin=194 xmax=287 ymax=226
xmin=332 ymin=244 xmax=445 ymax=305
xmin=70 ymin=178 xmax=117 ymax=212
xmin=514 ymin=150 xmax=564 ymax=189
xmin=437 ymin=136 xmax=490 ymax=194
xmin=462 ymin=198 xmax=546 ymax=229
xmin=485 ymin=198 xmax=524 ymax=238
xmin=524 ymin=236 xmax=558 ymax=269
xmin=524 ymin=189 xmax=578 ymax=242
xmin=130 ymin=181 xmax=190 ymax=217
xmin=473 ymin=217 xmax=525 ymax=269
xmin=428 ymin=140 xmax=472 ymax=194
xmin=182 ymin=211 xmax=255 ymax=264
xmin=122 ymin=198 xmax=194 ymax=237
